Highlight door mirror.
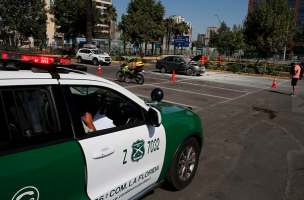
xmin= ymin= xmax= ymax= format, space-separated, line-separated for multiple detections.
xmin=146 ymin=107 xmax=161 ymax=127
xmin=180 ymin=61 xmax=185 ymax=64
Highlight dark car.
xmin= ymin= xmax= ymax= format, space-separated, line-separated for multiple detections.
xmin=156 ymin=55 xmax=206 ymax=76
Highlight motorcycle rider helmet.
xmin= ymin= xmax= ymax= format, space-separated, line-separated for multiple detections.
xmin=127 ymin=57 xmax=133 ymax=63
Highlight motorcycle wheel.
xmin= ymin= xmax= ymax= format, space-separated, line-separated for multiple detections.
xmin=116 ymin=71 xmax=126 ymax=82
xmin=135 ymin=74 xmax=144 ymax=85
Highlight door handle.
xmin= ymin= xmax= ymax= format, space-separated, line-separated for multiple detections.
xmin=92 ymin=147 xmax=115 ymax=159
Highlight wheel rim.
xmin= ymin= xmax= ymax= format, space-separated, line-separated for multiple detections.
xmin=78 ymin=58 xmax=81 ymax=63
xmin=117 ymin=72 xmax=125 ymax=81
xmin=161 ymin=67 xmax=166 ymax=73
xmin=135 ymin=74 xmax=144 ymax=84
xmin=178 ymin=146 xmax=196 ymax=181
xmin=187 ymin=69 xmax=193 ymax=76
xmin=94 ymin=59 xmax=97 ymax=65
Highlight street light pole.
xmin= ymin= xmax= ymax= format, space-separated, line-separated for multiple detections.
xmin=215 ymin=15 xmax=221 ymax=28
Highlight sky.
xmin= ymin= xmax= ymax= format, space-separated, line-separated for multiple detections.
xmin=112 ymin=0 xmax=249 ymax=39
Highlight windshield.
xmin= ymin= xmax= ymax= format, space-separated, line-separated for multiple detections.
xmin=92 ymin=50 xmax=104 ymax=54
xmin=183 ymin=57 xmax=191 ymax=63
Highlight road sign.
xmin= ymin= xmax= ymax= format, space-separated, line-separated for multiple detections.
xmin=133 ymin=45 xmax=136 ymax=51
xmin=174 ymin=36 xmax=189 ymax=47
xmin=161 ymin=44 xmax=164 ymax=49
xmin=196 ymin=47 xmax=204 ymax=51
xmin=155 ymin=43 xmax=161 ymax=48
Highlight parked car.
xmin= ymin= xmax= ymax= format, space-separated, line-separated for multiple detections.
xmin=76 ymin=45 xmax=111 ymax=65
xmin=156 ymin=55 xmax=206 ymax=76
xmin=0 ymin=52 xmax=203 ymax=200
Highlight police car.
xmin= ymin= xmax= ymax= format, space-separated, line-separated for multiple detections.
xmin=76 ymin=44 xmax=111 ymax=65
xmin=0 ymin=52 xmax=203 ymax=200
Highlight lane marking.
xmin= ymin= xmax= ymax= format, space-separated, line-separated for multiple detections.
xmin=209 ymin=80 xmax=289 ymax=107
xmin=144 ymin=84 xmax=232 ymax=100
xmin=135 ymin=94 xmax=200 ymax=109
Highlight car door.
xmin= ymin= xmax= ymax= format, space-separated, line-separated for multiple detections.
xmin=0 ymin=81 xmax=88 ymax=200
xmin=60 ymin=81 xmax=166 ymax=200
xmin=164 ymin=56 xmax=175 ymax=71
xmin=174 ymin=57 xmax=186 ymax=72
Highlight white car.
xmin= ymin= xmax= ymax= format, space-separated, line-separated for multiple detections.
xmin=76 ymin=47 xmax=111 ymax=65
xmin=0 ymin=52 xmax=203 ymax=200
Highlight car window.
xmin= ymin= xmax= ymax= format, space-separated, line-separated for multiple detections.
xmin=79 ymin=49 xmax=87 ymax=53
xmin=0 ymin=86 xmax=69 ymax=153
xmin=68 ymin=86 xmax=144 ymax=134
xmin=92 ymin=50 xmax=104 ymax=54
xmin=174 ymin=57 xmax=182 ymax=62
xmin=87 ymin=50 xmax=92 ymax=54
xmin=183 ymin=57 xmax=191 ymax=63
xmin=165 ymin=57 xmax=174 ymax=62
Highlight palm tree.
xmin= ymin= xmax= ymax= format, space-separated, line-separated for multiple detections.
xmin=164 ymin=17 xmax=176 ymax=54
xmin=103 ymin=4 xmax=117 ymax=52
xmin=86 ymin=0 xmax=92 ymax=44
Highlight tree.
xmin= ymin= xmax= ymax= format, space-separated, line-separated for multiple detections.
xmin=243 ymin=0 xmax=295 ymax=60
xmin=119 ymin=0 xmax=165 ymax=55
xmin=0 ymin=0 xmax=47 ymax=47
xmin=103 ymin=4 xmax=117 ymax=52
xmin=229 ymin=24 xmax=244 ymax=56
xmin=192 ymin=40 xmax=204 ymax=47
xmin=164 ymin=17 xmax=176 ymax=54
xmin=209 ymin=21 xmax=231 ymax=55
xmin=50 ymin=0 xmax=102 ymax=47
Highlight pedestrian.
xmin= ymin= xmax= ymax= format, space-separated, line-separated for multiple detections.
xmin=290 ymin=62 xmax=301 ymax=97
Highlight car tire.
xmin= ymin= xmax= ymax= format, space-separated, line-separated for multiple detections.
xmin=135 ymin=74 xmax=144 ymax=85
xmin=93 ymin=58 xmax=98 ymax=65
xmin=160 ymin=67 xmax=167 ymax=73
xmin=116 ymin=71 xmax=126 ymax=82
xmin=186 ymin=69 xmax=194 ymax=76
xmin=166 ymin=137 xmax=199 ymax=191
xmin=77 ymin=57 xmax=83 ymax=63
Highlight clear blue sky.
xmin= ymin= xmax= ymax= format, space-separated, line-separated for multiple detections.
xmin=112 ymin=0 xmax=249 ymax=38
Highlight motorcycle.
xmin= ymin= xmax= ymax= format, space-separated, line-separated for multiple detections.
xmin=116 ymin=61 xmax=145 ymax=84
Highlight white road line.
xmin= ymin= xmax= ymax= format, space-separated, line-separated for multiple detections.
xmin=174 ymin=81 xmax=247 ymax=93
xmin=135 ymin=94 xmax=200 ymax=109
xmin=146 ymin=84 xmax=232 ymax=100
xmin=209 ymin=80 xmax=289 ymax=107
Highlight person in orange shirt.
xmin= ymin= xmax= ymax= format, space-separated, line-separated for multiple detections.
xmin=290 ymin=62 xmax=301 ymax=97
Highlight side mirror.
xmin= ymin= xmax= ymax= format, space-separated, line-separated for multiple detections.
xmin=146 ymin=107 xmax=161 ymax=127
xmin=151 ymin=88 xmax=163 ymax=103
xmin=181 ymin=61 xmax=185 ymax=64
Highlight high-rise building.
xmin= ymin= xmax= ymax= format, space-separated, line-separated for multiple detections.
xmin=248 ymin=0 xmax=304 ymax=30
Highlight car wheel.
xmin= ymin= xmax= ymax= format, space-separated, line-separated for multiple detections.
xmin=160 ymin=67 xmax=167 ymax=73
xmin=93 ymin=58 xmax=98 ymax=65
xmin=166 ymin=137 xmax=200 ymax=191
xmin=116 ymin=71 xmax=126 ymax=82
xmin=77 ymin=57 xmax=83 ymax=63
xmin=186 ymin=69 xmax=194 ymax=76
xmin=135 ymin=74 xmax=144 ymax=85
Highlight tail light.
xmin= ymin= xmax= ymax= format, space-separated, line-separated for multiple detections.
xmin=60 ymin=58 xmax=70 ymax=65
xmin=2 ymin=54 xmax=7 ymax=59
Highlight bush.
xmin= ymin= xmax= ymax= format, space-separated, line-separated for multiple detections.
xmin=141 ymin=59 xmax=147 ymax=63
xmin=228 ymin=64 xmax=243 ymax=73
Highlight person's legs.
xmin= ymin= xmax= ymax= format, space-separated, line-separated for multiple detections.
xmin=293 ymin=85 xmax=297 ymax=95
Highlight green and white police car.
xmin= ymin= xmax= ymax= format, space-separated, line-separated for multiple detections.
xmin=0 ymin=52 xmax=203 ymax=200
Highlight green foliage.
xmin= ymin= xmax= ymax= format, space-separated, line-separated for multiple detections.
xmin=228 ymin=64 xmax=243 ymax=73
xmin=112 ymin=55 xmax=125 ymax=61
xmin=0 ymin=0 xmax=47 ymax=46
xmin=50 ymin=0 xmax=102 ymax=43
xmin=243 ymin=0 xmax=295 ymax=58
xmin=102 ymin=4 xmax=117 ymax=49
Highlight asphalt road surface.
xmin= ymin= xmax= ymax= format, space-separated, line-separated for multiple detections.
xmin=75 ymin=61 xmax=304 ymax=200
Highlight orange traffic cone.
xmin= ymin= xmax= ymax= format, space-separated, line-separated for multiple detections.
xmin=170 ymin=70 xmax=176 ymax=82
xmin=271 ymin=76 xmax=277 ymax=88
xmin=133 ymin=61 xmax=136 ymax=68
xmin=97 ymin=64 xmax=102 ymax=74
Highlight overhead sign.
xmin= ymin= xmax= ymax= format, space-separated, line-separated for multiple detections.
xmin=174 ymin=36 xmax=189 ymax=47
xmin=196 ymin=47 xmax=204 ymax=51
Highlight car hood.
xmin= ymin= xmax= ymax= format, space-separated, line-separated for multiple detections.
xmin=141 ymin=98 xmax=195 ymax=117
xmin=190 ymin=55 xmax=202 ymax=62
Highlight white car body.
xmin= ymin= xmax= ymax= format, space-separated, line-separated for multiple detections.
xmin=76 ymin=48 xmax=111 ymax=65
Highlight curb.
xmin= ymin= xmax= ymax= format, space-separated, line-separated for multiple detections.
xmin=206 ymin=69 xmax=290 ymax=80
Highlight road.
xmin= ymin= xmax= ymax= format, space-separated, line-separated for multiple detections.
xmin=76 ymin=61 xmax=304 ymax=200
